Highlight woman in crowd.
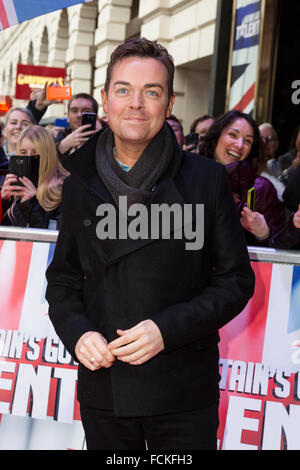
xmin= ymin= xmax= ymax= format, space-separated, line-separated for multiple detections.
xmin=199 ymin=110 xmax=285 ymax=246
xmin=2 ymin=107 xmax=36 ymax=160
xmin=1 ymin=125 xmax=68 ymax=229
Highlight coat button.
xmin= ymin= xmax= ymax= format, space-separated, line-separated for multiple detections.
xmin=83 ymin=219 xmax=92 ymax=227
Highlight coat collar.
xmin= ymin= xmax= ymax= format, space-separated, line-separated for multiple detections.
xmin=62 ymin=128 xmax=184 ymax=204
xmin=62 ymin=129 xmax=114 ymax=204
xmin=62 ymin=129 xmax=190 ymax=264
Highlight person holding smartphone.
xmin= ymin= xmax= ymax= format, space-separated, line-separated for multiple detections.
xmin=55 ymin=93 xmax=101 ymax=157
xmin=1 ymin=125 xmax=68 ymax=228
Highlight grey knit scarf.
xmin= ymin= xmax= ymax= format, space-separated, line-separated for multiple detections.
xmin=95 ymin=122 xmax=174 ymax=209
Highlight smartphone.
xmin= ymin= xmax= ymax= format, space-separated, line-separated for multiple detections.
xmin=247 ymin=187 xmax=255 ymax=211
xmin=9 ymin=155 xmax=40 ymax=188
xmin=185 ymin=132 xmax=199 ymax=149
xmin=82 ymin=112 xmax=97 ymax=130
xmin=46 ymin=86 xmax=72 ymax=100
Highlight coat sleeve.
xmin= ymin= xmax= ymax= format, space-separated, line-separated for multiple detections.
xmin=282 ymin=165 xmax=300 ymax=212
xmin=253 ymin=176 xmax=285 ymax=241
xmin=152 ymin=165 xmax=255 ymax=352
xmin=45 ymin=182 xmax=98 ymax=359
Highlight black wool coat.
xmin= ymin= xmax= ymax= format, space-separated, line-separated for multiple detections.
xmin=46 ymin=130 xmax=255 ymax=417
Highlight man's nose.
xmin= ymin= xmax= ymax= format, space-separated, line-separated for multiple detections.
xmin=130 ymin=92 xmax=144 ymax=109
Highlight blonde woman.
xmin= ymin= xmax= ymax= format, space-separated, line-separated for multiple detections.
xmin=1 ymin=125 xmax=68 ymax=229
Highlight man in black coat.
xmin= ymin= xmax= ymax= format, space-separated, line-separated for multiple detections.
xmin=46 ymin=38 xmax=255 ymax=450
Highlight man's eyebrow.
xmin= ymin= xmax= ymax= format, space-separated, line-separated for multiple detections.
xmin=113 ymin=81 xmax=130 ymax=87
xmin=113 ymin=80 xmax=164 ymax=90
xmin=144 ymin=83 xmax=164 ymax=90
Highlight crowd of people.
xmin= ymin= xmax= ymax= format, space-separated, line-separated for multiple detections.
xmin=0 ymin=86 xmax=299 ymax=249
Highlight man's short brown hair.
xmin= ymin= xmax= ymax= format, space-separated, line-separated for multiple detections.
xmin=104 ymin=37 xmax=175 ymax=99
xmin=68 ymin=93 xmax=99 ymax=114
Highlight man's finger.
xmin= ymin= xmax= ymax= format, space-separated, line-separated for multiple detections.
xmin=108 ymin=328 xmax=140 ymax=349
xmin=111 ymin=338 xmax=143 ymax=357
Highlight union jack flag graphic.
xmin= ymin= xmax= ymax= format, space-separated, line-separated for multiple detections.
xmin=0 ymin=0 xmax=93 ymax=31
xmin=218 ymin=262 xmax=300 ymax=450
xmin=0 ymin=240 xmax=84 ymax=450
xmin=228 ymin=0 xmax=262 ymax=115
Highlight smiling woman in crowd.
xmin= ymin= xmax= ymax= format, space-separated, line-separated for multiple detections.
xmin=199 ymin=110 xmax=286 ymax=246
xmin=2 ymin=107 xmax=35 ymax=159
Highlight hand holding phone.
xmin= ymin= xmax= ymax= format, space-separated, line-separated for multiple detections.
xmin=58 ymin=124 xmax=97 ymax=154
xmin=185 ymin=132 xmax=199 ymax=150
xmin=1 ymin=174 xmax=21 ymax=200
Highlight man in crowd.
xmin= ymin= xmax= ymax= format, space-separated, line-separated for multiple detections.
xmin=46 ymin=37 xmax=255 ymax=450
xmin=259 ymin=122 xmax=279 ymax=160
xmin=55 ymin=92 xmax=99 ymax=155
xmin=166 ymin=114 xmax=184 ymax=147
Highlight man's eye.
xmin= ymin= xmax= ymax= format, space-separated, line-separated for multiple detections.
xmin=147 ymin=90 xmax=158 ymax=96
xmin=117 ymin=88 xmax=128 ymax=94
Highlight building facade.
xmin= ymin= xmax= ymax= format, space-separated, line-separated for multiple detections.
xmin=0 ymin=0 xmax=218 ymax=134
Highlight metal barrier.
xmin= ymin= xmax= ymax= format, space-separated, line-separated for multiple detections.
xmin=0 ymin=226 xmax=300 ymax=449
xmin=1 ymin=226 xmax=300 ymax=265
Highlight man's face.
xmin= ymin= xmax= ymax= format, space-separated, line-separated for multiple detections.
xmin=68 ymin=98 xmax=95 ymax=130
xmin=101 ymin=56 xmax=174 ymax=150
xmin=195 ymin=118 xmax=214 ymax=140
xmin=259 ymin=126 xmax=278 ymax=159
xmin=167 ymin=119 xmax=184 ymax=147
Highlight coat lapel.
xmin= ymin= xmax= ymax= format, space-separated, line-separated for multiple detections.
xmin=62 ymin=130 xmax=115 ymax=205
xmin=105 ymin=177 xmax=188 ymax=265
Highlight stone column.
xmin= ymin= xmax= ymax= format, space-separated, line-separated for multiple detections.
xmin=65 ymin=3 xmax=98 ymax=96
xmin=93 ymin=0 xmax=132 ymax=116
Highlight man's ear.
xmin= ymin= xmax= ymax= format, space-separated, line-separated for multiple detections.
xmin=101 ymin=88 xmax=108 ymax=114
xmin=166 ymin=94 xmax=175 ymax=119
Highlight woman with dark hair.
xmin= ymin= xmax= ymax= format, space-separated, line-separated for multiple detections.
xmin=199 ymin=110 xmax=285 ymax=246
